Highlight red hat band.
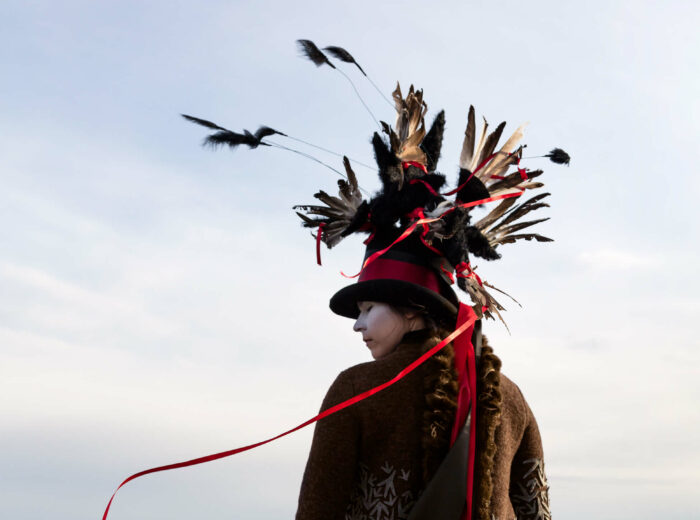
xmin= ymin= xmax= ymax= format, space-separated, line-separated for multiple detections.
xmin=358 ymin=257 xmax=441 ymax=295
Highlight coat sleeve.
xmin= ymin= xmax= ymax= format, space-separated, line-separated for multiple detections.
xmin=295 ymin=369 xmax=360 ymax=520
xmin=508 ymin=394 xmax=552 ymax=520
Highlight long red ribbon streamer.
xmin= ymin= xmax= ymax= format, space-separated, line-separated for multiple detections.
xmin=449 ymin=304 xmax=478 ymax=520
xmin=102 ymin=312 xmax=477 ymax=519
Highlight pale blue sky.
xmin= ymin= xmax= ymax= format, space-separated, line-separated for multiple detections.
xmin=1 ymin=1 xmax=699 ymax=519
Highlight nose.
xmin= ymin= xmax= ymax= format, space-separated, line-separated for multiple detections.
xmin=353 ymin=315 xmax=365 ymax=332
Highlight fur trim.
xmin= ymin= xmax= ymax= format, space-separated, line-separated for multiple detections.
xmin=421 ymin=110 xmax=446 ymax=172
xmin=472 ymin=336 xmax=503 ymax=520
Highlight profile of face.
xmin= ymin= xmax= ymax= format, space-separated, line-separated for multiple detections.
xmin=353 ymin=301 xmax=424 ymax=360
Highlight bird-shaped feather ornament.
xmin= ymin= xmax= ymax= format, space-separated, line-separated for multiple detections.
xmin=182 ymin=114 xmax=286 ymax=149
xmin=545 ymin=148 xmax=571 ymax=165
xmin=323 ymin=45 xmax=366 ymax=75
xmin=296 ymin=39 xmax=336 ymax=69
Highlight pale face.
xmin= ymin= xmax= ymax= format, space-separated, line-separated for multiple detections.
xmin=353 ymin=301 xmax=421 ymax=360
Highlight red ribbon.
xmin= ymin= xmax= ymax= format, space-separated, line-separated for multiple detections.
xmin=440 ymin=264 xmax=455 ymax=284
xmin=341 ymin=215 xmax=437 ymax=278
xmin=442 ymin=152 xmax=497 ymax=196
xmin=456 ymin=262 xmax=483 ymax=287
xmin=315 ymin=222 xmax=326 ymax=266
xmin=450 ymin=304 xmax=478 ymax=520
xmin=409 ymin=207 xmax=443 ymax=256
xmin=340 ymin=190 xmax=524 ymax=280
xmin=102 ymin=311 xmax=478 ymax=519
xmin=402 ymin=161 xmax=428 ymax=174
xmin=408 ymin=178 xmax=439 ymax=195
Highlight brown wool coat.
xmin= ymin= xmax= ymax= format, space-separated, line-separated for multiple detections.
xmin=296 ymin=331 xmax=550 ymax=520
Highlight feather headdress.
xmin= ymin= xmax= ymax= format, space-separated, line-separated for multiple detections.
xmin=293 ymin=87 xmax=567 ymax=324
xmin=184 ymin=40 xmax=569 ymax=324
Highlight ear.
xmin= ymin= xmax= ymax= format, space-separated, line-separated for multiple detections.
xmin=401 ymin=307 xmax=421 ymax=320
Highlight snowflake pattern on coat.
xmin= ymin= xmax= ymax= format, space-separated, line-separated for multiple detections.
xmin=510 ymin=458 xmax=551 ymax=520
xmin=344 ymin=462 xmax=416 ymax=520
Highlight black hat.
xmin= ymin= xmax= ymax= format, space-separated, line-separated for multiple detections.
xmin=329 ymin=231 xmax=459 ymax=326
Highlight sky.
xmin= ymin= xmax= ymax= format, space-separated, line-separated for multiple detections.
xmin=1 ymin=1 xmax=699 ymax=519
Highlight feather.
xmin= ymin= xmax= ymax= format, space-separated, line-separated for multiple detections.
xmin=455 ymin=169 xmax=491 ymax=204
xmin=494 ymin=217 xmax=550 ymax=237
xmin=477 ymin=121 xmax=506 ymax=168
xmin=459 ymin=105 xmax=476 ymax=170
xmin=296 ymin=39 xmax=336 ymax=69
xmin=474 ymin=197 xmax=518 ymax=231
xmin=254 ymin=126 xmax=286 ymax=139
xmin=421 ymin=111 xmax=445 ymax=172
xmin=483 ymin=280 xmax=521 ymax=307
xmin=323 ymin=45 xmax=366 ymax=75
xmin=487 ymin=169 xmax=543 ymax=193
xmin=184 ymin=115 xmax=283 ymax=150
xmin=545 ymin=148 xmax=570 ymax=165
xmin=204 ymin=130 xmax=261 ymax=149
xmin=294 ymin=160 xmax=366 ymax=248
xmin=493 ymin=193 xmax=550 ymax=228
xmin=392 ymin=83 xmax=428 ymax=165
xmin=181 ymin=114 xmax=229 ymax=131
xmin=460 ymin=275 xmax=509 ymax=330
xmin=469 ymin=117 xmax=489 ymax=172
xmin=493 ymin=233 xmax=553 ymax=246
xmin=479 ymin=124 xmax=527 ymax=180
xmin=337 ymin=156 xmax=363 ymax=206
xmin=295 ymin=211 xmax=317 ymax=226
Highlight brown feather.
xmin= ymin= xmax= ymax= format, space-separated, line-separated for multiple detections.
xmin=469 ymin=117 xmax=489 ymax=172
xmin=493 ymin=233 xmax=553 ymax=246
xmin=474 ymin=198 xmax=518 ymax=230
xmin=459 ymin=105 xmax=476 ymax=170
xmin=487 ymin=169 xmax=543 ymax=193
xmin=477 ymin=121 xmax=506 ymax=168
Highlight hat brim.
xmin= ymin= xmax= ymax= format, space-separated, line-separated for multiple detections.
xmin=330 ymin=279 xmax=459 ymax=326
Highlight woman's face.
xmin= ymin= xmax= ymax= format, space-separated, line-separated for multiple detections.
xmin=353 ymin=301 xmax=416 ymax=360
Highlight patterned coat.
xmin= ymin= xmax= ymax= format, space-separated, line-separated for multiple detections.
xmin=295 ymin=330 xmax=551 ymax=520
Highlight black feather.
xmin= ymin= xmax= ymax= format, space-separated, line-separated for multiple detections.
xmin=465 ymin=226 xmax=501 ymax=260
xmin=204 ymin=130 xmax=260 ymax=149
xmin=371 ymin=132 xmax=399 ymax=181
xmin=421 ymin=110 xmax=445 ymax=172
xmin=455 ymin=169 xmax=491 ymax=204
xmin=181 ymin=114 xmax=229 ymax=131
xmin=545 ymin=148 xmax=570 ymax=165
xmin=323 ymin=45 xmax=366 ymax=75
xmin=487 ymin=169 xmax=543 ymax=193
xmin=254 ymin=126 xmax=286 ymax=139
xmin=477 ymin=121 xmax=506 ymax=166
xmin=296 ymin=39 xmax=336 ymax=69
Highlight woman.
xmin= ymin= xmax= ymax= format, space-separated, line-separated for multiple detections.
xmin=290 ymin=81 xmax=565 ymax=518
xmin=294 ymin=229 xmax=550 ymax=520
